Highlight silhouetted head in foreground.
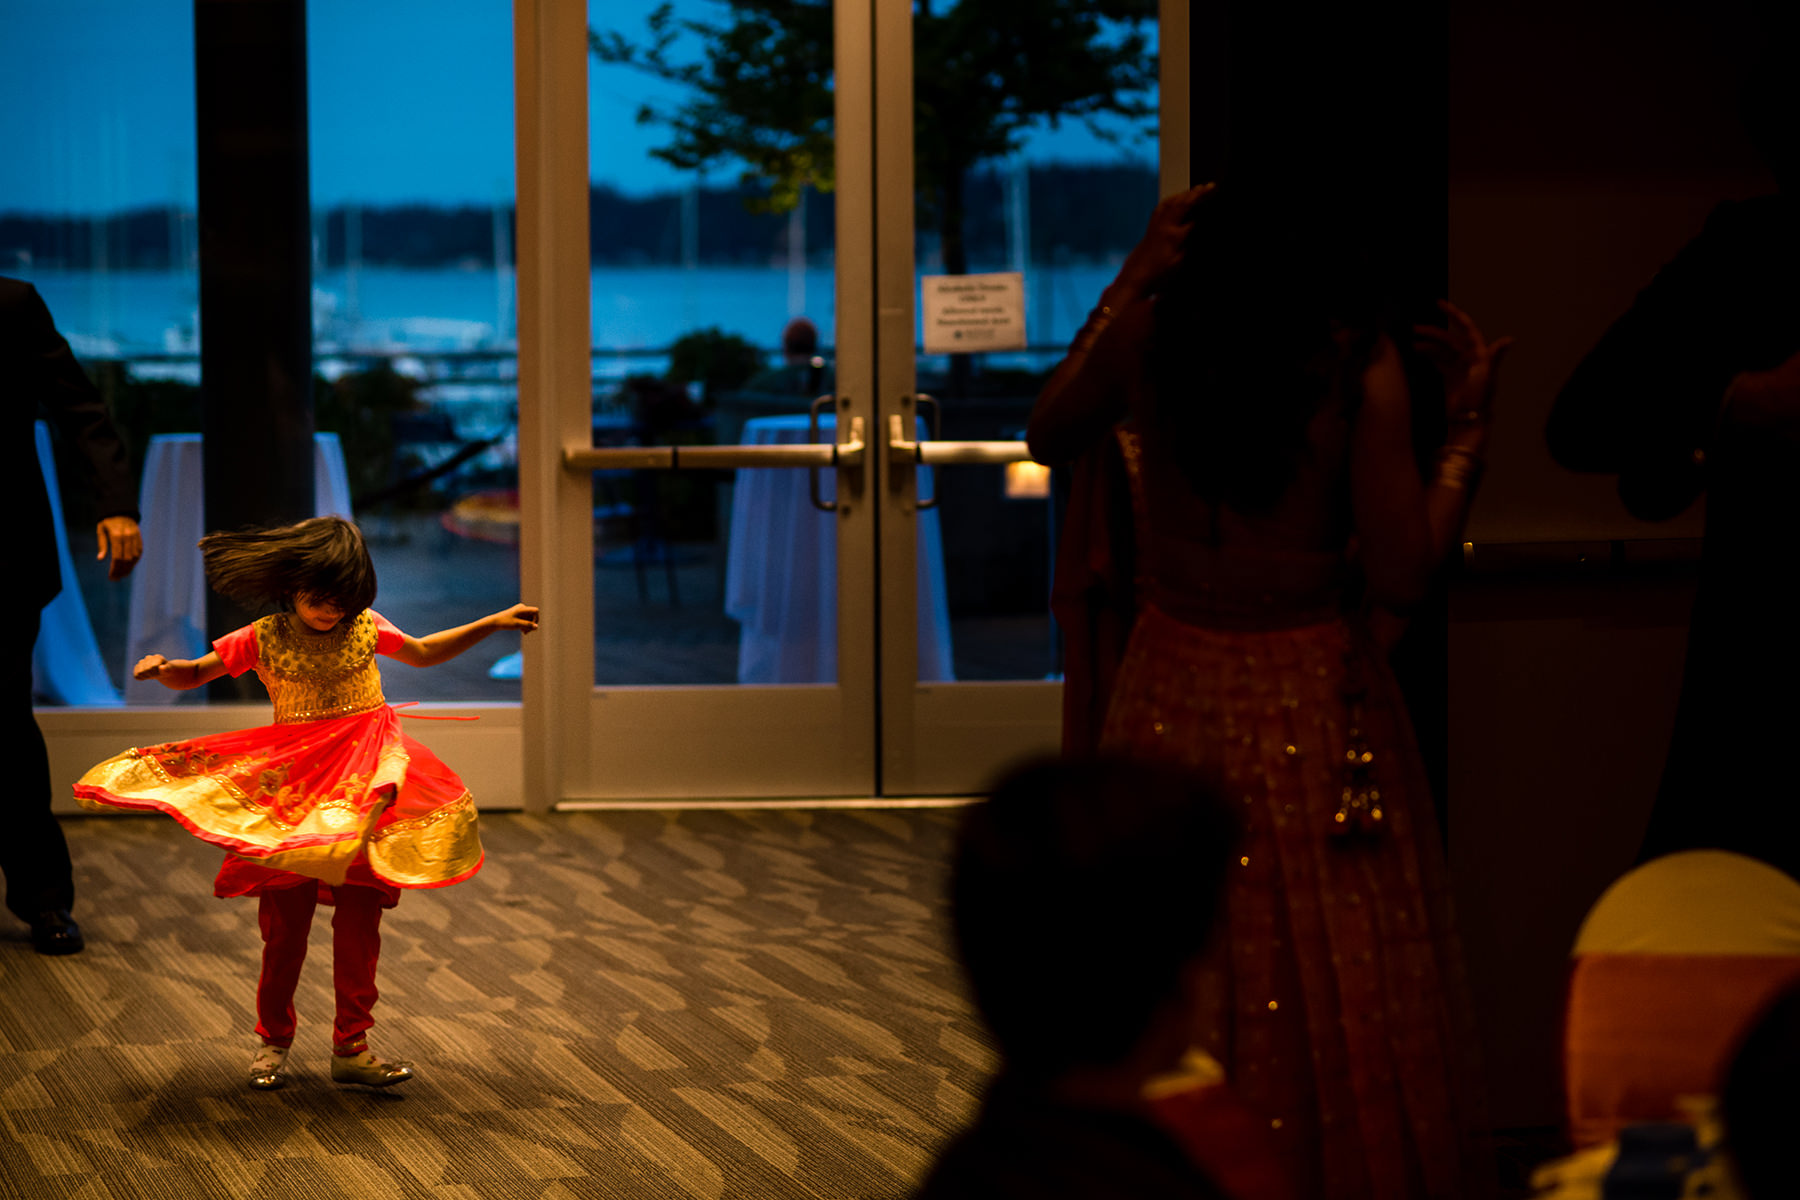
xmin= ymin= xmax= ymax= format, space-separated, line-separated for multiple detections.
xmin=1722 ymin=979 xmax=1800 ymax=1199
xmin=951 ymin=756 xmax=1237 ymax=1087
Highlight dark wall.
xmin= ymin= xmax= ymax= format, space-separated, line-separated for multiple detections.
xmin=1447 ymin=0 xmax=1772 ymax=1127
xmin=1190 ymin=2 xmax=1447 ymax=311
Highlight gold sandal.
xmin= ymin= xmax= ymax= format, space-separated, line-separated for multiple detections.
xmin=248 ymin=1043 xmax=289 ymax=1090
xmin=330 ymin=1047 xmax=414 ymax=1088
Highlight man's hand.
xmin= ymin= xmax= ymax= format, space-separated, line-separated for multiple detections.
xmin=96 ymin=516 xmax=142 ymax=581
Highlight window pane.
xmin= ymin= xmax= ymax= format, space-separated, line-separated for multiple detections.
xmin=913 ymin=2 xmax=1159 ymax=683
xmin=588 ymin=0 xmax=838 ymax=686
xmin=1 ymin=0 xmax=200 ymax=706
xmin=308 ymin=0 xmax=523 ymax=702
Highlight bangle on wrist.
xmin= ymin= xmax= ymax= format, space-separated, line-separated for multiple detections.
xmin=1070 ymin=303 xmax=1116 ymax=352
xmin=1433 ymin=445 xmax=1484 ymax=491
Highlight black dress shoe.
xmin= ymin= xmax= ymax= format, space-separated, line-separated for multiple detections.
xmin=30 ymin=910 xmax=84 ymax=956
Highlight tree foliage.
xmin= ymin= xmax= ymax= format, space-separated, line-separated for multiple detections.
xmin=592 ymin=2 xmax=835 ymax=216
xmin=590 ymin=0 xmax=1157 ymax=274
xmin=665 ymin=326 xmax=767 ymax=400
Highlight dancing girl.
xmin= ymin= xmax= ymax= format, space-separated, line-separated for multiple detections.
xmin=77 ymin=516 xmax=538 ymax=1090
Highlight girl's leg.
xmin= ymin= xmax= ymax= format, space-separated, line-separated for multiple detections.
xmin=328 ymin=885 xmax=413 ymax=1086
xmin=329 ymin=884 xmax=384 ymax=1052
xmin=255 ymin=884 xmax=317 ymax=1048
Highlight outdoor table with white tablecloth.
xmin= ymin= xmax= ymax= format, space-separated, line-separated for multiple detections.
xmin=30 ymin=420 xmax=120 ymax=705
xmin=724 ymin=413 xmax=954 ymax=684
xmin=123 ymin=433 xmax=352 ymax=705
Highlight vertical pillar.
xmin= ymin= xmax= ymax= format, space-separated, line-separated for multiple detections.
xmin=194 ymin=0 xmax=315 ymax=671
xmin=515 ymin=0 xmax=593 ymax=812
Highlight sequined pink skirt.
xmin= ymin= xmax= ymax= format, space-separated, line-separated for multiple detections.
xmin=1101 ymin=604 xmax=1489 ymax=1200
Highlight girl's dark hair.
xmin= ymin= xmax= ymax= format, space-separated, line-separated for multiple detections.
xmin=198 ymin=515 xmax=377 ymax=614
xmin=1149 ymin=187 xmax=1386 ymax=514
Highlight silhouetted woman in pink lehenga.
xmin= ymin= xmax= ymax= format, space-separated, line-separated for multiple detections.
xmin=1030 ymin=185 xmax=1508 ymax=1199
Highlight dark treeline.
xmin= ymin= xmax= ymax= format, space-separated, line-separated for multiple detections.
xmin=0 ymin=207 xmax=194 ymax=272
xmin=2 ymin=162 xmax=1156 ymax=271
xmin=965 ymin=162 xmax=1161 ymax=265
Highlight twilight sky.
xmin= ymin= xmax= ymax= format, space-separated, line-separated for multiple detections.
xmin=0 ymin=0 xmax=1156 ymax=215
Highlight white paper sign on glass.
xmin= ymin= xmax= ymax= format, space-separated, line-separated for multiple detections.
xmin=920 ymin=271 xmax=1027 ymax=354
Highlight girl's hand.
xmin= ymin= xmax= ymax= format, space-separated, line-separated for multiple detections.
xmin=492 ymin=603 xmax=541 ymax=633
xmin=133 ymin=654 xmax=168 ymax=681
xmin=1413 ymin=300 xmax=1514 ymax=426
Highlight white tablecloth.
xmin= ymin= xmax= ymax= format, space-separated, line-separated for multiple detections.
xmin=31 ymin=420 xmax=121 ymax=705
xmin=124 ymin=433 xmax=352 ymax=705
xmin=724 ymin=413 xmax=954 ymax=684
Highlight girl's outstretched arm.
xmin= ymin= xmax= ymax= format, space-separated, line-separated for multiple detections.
xmin=134 ymin=651 xmax=227 ymax=690
xmin=388 ymin=603 xmax=540 ymax=668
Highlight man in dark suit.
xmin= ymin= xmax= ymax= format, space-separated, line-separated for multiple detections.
xmin=2 ymin=276 xmax=142 ymax=954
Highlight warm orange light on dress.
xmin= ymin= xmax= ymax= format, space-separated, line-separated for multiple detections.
xmin=1003 ymin=459 xmax=1050 ymax=499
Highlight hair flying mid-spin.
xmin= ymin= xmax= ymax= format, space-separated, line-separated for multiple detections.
xmin=198 ymin=515 xmax=377 ymax=614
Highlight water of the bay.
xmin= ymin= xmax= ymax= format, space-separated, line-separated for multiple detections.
xmin=24 ymin=261 xmax=1120 ymax=364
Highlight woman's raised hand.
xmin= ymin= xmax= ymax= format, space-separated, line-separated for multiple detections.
xmin=132 ymin=654 xmax=168 ymax=681
xmin=1413 ymin=300 xmax=1515 ymax=426
xmin=1111 ymin=182 xmax=1216 ymax=302
xmin=492 ymin=603 xmax=541 ymax=633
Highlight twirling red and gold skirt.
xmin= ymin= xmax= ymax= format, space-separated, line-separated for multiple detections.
xmin=75 ymin=705 xmax=482 ymax=903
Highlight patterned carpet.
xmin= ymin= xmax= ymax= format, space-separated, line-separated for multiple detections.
xmin=0 ymin=809 xmax=995 ymax=1200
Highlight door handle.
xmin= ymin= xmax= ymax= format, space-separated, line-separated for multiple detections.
xmin=562 ymin=439 xmax=863 ymax=470
xmin=807 ymin=393 xmax=865 ymax=512
xmin=562 ymin=390 xmax=864 ymax=473
xmin=886 ymin=419 xmax=1033 ymax=466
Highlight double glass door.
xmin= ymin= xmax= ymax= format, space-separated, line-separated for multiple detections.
xmin=515 ymin=0 xmax=1179 ymax=805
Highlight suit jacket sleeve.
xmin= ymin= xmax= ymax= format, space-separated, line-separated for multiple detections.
xmin=14 ymin=281 xmax=139 ymax=523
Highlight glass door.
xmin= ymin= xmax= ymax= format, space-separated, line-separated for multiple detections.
xmin=875 ymin=0 xmax=1181 ymax=794
xmin=517 ymin=0 xmax=1178 ymax=805
xmin=518 ymin=0 xmax=876 ymax=805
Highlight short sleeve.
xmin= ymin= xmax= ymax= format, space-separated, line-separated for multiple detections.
xmin=369 ymin=610 xmax=407 ymax=657
xmin=211 ymin=624 xmax=260 ymax=677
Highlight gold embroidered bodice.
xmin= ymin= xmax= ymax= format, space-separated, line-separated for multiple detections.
xmin=255 ymin=611 xmax=386 ymax=724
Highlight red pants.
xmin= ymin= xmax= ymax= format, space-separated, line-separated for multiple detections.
xmin=254 ymin=883 xmax=385 ymax=1051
